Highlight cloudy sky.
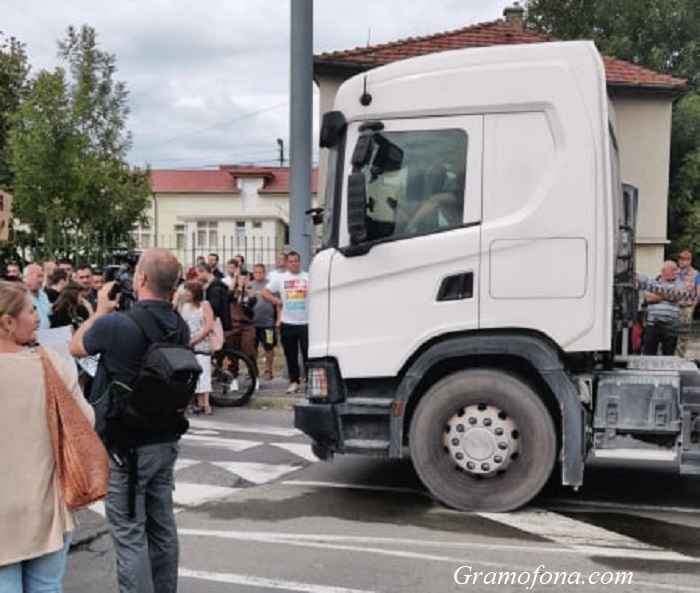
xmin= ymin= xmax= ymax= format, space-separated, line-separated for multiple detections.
xmin=1 ymin=0 xmax=507 ymax=170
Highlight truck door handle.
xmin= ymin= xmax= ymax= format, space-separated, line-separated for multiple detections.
xmin=437 ymin=272 xmax=474 ymax=301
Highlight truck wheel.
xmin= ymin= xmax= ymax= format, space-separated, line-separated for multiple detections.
xmin=409 ymin=369 xmax=556 ymax=512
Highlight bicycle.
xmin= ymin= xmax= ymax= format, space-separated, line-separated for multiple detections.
xmin=209 ymin=348 xmax=258 ymax=407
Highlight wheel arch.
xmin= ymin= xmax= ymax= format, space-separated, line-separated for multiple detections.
xmin=393 ymin=330 xmax=585 ymax=487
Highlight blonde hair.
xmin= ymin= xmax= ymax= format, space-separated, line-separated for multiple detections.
xmin=0 ymin=280 xmax=29 ymax=320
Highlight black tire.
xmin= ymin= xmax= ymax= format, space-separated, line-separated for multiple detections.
xmin=209 ymin=349 xmax=257 ymax=407
xmin=409 ymin=369 xmax=556 ymax=512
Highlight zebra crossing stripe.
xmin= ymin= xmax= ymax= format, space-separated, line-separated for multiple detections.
xmin=189 ymin=418 xmax=301 ymax=437
xmin=175 ymin=459 xmax=200 ymax=472
xmin=478 ymin=509 xmax=695 ymax=562
xmin=181 ymin=433 xmax=260 ymax=452
xmin=212 ymin=461 xmax=301 ymax=484
xmin=174 ymin=483 xmax=241 ymax=507
xmin=269 ymin=442 xmax=318 ymax=462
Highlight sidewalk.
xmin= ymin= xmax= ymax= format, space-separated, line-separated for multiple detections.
xmin=249 ymin=375 xmax=306 ymax=410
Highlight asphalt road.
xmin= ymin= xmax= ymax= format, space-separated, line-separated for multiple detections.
xmin=64 ymin=406 xmax=700 ymax=593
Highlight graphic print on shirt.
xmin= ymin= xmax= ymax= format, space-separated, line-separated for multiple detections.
xmin=284 ymin=279 xmax=308 ymax=312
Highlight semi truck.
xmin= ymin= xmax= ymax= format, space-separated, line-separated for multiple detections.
xmin=294 ymin=40 xmax=700 ymax=512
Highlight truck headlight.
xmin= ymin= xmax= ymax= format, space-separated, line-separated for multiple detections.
xmin=307 ymin=367 xmax=329 ymax=399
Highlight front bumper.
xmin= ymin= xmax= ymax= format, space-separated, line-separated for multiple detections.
xmin=294 ymin=399 xmax=340 ymax=449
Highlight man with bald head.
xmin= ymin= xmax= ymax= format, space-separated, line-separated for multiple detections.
xmin=643 ymin=260 xmax=686 ymax=356
xmin=70 ymin=248 xmax=189 ymax=593
xmin=23 ymin=263 xmax=51 ymax=329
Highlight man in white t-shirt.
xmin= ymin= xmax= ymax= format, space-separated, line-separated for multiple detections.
xmin=261 ymin=251 xmax=308 ymax=393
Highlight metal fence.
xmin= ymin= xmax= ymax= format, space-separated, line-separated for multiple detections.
xmin=2 ymin=231 xmax=288 ymax=273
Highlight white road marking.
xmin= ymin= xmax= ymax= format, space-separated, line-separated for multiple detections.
xmin=478 ymin=509 xmax=694 ymax=562
xmin=181 ymin=434 xmax=260 ymax=452
xmin=175 ymin=459 xmax=200 ymax=472
xmin=187 ymin=429 xmax=221 ymax=436
xmin=88 ymin=500 xmax=105 ymax=517
xmin=179 ymin=529 xmax=508 ymax=569
xmin=541 ymin=497 xmax=700 ymax=515
xmin=189 ymin=418 xmax=301 ymax=437
xmin=180 ymin=529 xmax=700 ymax=590
xmin=270 ymin=442 xmax=318 ymax=462
xmin=213 ymin=461 xmax=301 ymax=484
xmin=174 ymin=483 xmax=240 ymax=507
xmin=179 ymin=567 xmax=376 ymax=593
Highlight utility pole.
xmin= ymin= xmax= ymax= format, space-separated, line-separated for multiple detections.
xmin=289 ymin=0 xmax=313 ymax=269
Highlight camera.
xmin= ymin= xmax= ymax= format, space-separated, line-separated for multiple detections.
xmin=104 ymin=250 xmax=140 ymax=311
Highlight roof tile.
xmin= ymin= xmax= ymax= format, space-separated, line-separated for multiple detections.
xmin=150 ymin=166 xmax=318 ymax=195
xmin=315 ymin=20 xmax=687 ymax=90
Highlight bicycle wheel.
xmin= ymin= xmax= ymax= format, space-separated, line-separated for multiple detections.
xmin=209 ymin=349 xmax=257 ymax=407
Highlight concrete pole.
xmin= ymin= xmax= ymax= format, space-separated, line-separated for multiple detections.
xmin=289 ymin=0 xmax=313 ymax=270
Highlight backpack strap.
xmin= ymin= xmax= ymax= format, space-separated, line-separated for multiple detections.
xmin=127 ymin=307 xmax=169 ymax=345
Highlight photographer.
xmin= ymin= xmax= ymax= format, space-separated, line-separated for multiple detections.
xmin=69 ymin=248 xmax=188 ymax=593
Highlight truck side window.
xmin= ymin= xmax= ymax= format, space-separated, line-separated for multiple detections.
xmin=361 ymin=129 xmax=467 ymax=242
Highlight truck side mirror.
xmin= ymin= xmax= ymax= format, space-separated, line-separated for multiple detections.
xmin=347 ymin=171 xmax=368 ymax=244
xmin=319 ymin=111 xmax=346 ymax=149
xmin=622 ymin=183 xmax=638 ymax=231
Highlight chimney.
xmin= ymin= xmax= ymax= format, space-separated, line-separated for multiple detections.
xmin=503 ymin=2 xmax=525 ymax=30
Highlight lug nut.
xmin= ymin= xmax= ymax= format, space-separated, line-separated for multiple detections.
xmin=498 ymin=442 xmax=508 ymax=450
xmin=451 ymin=438 xmax=460 ymax=446
xmin=495 ymin=427 xmax=504 ymax=435
xmin=483 ymin=418 xmax=492 ymax=427
xmin=467 ymin=462 xmax=475 ymax=470
xmin=494 ymin=456 xmax=503 ymax=463
xmin=456 ymin=424 xmax=465 ymax=433
xmin=481 ymin=463 xmax=490 ymax=471
xmin=456 ymin=452 xmax=464 ymax=460
xmin=468 ymin=417 xmax=477 ymax=425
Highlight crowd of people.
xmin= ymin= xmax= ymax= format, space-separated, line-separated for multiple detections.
xmin=0 ymin=248 xmax=309 ymax=593
xmin=0 ymin=250 xmax=309 ymax=394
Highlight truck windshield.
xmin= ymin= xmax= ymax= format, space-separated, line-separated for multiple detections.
xmin=359 ymin=128 xmax=467 ymax=242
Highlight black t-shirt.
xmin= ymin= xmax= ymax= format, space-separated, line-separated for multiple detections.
xmin=83 ymin=300 xmax=190 ymax=441
xmin=45 ymin=287 xmax=60 ymax=303
xmin=206 ymin=278 xmax=232 ymax=331
xmin=50 ymin=304 xmax=90 ymax=328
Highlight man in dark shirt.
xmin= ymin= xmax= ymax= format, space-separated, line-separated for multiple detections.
xmin=207 ymin=252 xmax=224 ymax=279
xmin=70 ymin=248 xmax=188 ymax=593
xmin=44 ymin=268 xmax=68 ymax=303
xmin=75 ymin=263 xmax=98 ymax=310
xmin=196 ymin=262 xmax=232 ymax=331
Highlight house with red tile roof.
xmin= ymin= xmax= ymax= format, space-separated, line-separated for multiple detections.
xmin=314 ymin=3 xmax=688 ymax=274
xmin=137 ymin=165 xmax=318 ymax=269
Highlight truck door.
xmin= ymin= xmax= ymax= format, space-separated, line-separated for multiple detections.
xmin=328 ymin=116 xmax=483 ymax=379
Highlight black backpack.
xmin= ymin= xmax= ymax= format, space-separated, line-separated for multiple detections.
xmin=104 ymin=307 xmax=202 ymax=450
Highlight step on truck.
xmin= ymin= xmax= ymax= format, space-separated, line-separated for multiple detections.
xmin=294 ymin=40 xmax=700 ymax=512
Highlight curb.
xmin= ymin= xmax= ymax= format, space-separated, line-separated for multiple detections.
xmin=247 ymin=395 xmax=302 ymax=410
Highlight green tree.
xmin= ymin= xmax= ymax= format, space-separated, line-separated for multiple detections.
xmin=8 ymin=25 xmax=150 ymax=260
xmin=526 ymin=0 xmax=700 ymax=256
xmin=526 ymin=0 xmax=700 ymax=83
xmin=0 ymin=33 xmax=29 ymax=191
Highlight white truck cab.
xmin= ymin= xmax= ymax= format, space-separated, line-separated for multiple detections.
xmin=296 ymin=41 xmax=700 ymax=511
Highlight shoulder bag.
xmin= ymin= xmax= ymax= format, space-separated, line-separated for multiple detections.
xmin=207 ymin=317 xmax=224 ymax=352
xmin=39 ymin=347 xmax=110 ymax=510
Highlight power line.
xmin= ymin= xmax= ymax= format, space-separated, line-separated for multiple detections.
xmin=137 ymin=102 xmax=288 ymax=149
